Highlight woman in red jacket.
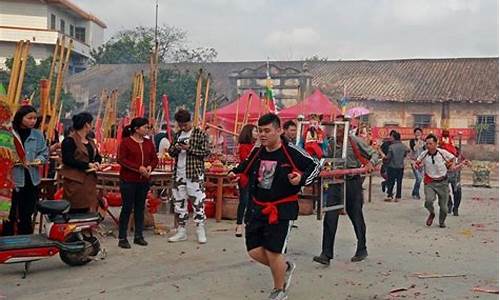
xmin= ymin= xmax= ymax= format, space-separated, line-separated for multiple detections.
xmin=235 ymin=124 xmax=258 ymax=237
xmin=117 ymin=118 xmax=159 ymax=249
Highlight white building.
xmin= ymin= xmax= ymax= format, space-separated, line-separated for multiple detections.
xmin=0 ymin=0 xmax=106 ymax=73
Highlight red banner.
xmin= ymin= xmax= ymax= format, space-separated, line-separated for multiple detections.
xmin=371 ymin=127 xmax=476 ymax=141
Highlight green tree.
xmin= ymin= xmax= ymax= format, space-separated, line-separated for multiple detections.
xmin=0 ymin=55 xmax=80 ymax=114
xmin=91 ymin=25 xmax=218 ymax=64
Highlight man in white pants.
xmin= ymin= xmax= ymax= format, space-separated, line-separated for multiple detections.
xmin=168 ymin=109 xmax=211 ymax=243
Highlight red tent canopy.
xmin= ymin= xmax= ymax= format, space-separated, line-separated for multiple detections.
xmin=279 ymin=89 xmax=341 ymax=120
xmin=206 ymin=90 xmax=268 ymax=128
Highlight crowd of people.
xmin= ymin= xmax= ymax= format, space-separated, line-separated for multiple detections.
xmin=1 ymin=103 xmax=472 ymax=300
xmin=376 ymin=127 xmax=470 ymax=224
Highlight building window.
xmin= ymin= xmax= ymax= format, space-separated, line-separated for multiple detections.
xmin=75 ymin=27 xmax=86 ymax=43
xmin=60 ymin=19 xmax=65 ymax=34
xmin=70 ymin=25 xmax=74 ymax=37
xmin=476 ymin=115 xmax=496 ymax=144
xmin=414 ymin=114 xmax=432 ymax=128
xmin=50 ymin=14 xmax=56 ymax=30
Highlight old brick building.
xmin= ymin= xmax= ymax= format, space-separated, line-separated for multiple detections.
xmin=312 ymin=58 xmax=498 ymax=160
xmin=65 ymin=57 xmax=498 ymax=160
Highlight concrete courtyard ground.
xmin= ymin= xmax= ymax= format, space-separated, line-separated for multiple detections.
xmin=1 ymin=176 xmax=498 ymax=300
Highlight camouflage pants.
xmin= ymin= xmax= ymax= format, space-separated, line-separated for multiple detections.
xmin=172 ymin=175 xmax=206 ymax=226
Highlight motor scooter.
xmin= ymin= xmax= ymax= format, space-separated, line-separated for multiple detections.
xmin=0 ymin=199 xmax=105 ymax=278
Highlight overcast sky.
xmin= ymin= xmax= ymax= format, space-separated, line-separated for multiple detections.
xmin=74 ymin=0 xmax=499 ymax=61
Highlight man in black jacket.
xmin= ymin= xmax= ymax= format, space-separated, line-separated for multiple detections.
xmin=379 ymin=130 xmax=396 ymax=192
xmin=313 ymin=120 xmax=379 ymax=266
xmin=229 ymin=113 xmax=320 ymax=300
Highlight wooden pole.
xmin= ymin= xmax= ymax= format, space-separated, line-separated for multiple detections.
xmin=212 ymin=101 xmax=217 ymax=125
xmin=242 ymin=93 xmax=252 ymax=126
xmin=139 ymin=71 xmax=144 ymax=117
xmin=52 ymin=37 xmax=66 ymax=117
xmin=148 ymin=46 xmax=159 ymax=123
xmin=193 ymin=69 xmax=203 ymax=128
xmin=14 ymin=41 xmax=30 ymax=106
xmin=49 ymin=38 xmax=71 ymax=143
xmin=206 ymin=122 xmax=238 ymax=137
xmin=39 ymin=79 xmax=50 ymax=133
xmin=130 ymin=73 xmax=137 ymax=116
xmin=201 ymin=73 xmax=211 ymax=128
xmin=42 ymin=37 xmax=60 ymax=132
xmin=47 ymin=38 xmax=60 ymax=96
xmin=233 ymin=94 xmax=240 ymax=136
xmin=96 ymin=89 xmax=107 ymax=123
xmin=112 ymin=90 xmax=118 ymax=128
xmin=6 ymin=41 xmax=22 ymax=106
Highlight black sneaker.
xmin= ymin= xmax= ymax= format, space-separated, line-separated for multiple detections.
xmin=439 ymin=223 xmax=446 ymax=228
xmin=351 ymin=252 xmax=368 ymax=262
xmin=452 ymin=209 xmax=459 ymax=216
xmin=134 ymin=237 xmax=148 ymax=246
xmin=118 ymin=239 xmax=131 ymax=249
xmin=313 ymin=254 xmax=331 ymax=266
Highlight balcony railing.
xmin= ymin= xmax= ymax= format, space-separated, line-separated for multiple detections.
xmin=0 ymin=26 xmax=91 ymax=58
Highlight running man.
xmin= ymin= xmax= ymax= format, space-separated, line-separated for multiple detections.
xmin=229 ymin=113 xmax=320 ymax=300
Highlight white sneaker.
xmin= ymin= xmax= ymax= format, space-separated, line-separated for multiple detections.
xmin=196 ymin=225 xmax=207 ymax=244
xmin=168 ymin=227 xmax=187 ymax=242
xmin=269 ymin=289 xmax=287 ymax=300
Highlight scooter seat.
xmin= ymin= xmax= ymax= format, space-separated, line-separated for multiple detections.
xmin=51 ymin=212 xmax=102 ymax=224
xmin=37 ymin=200 xmax=70 ymax=215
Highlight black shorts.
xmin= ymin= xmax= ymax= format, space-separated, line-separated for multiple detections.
xmin=245 ymin=218 xmax=294 ymax=254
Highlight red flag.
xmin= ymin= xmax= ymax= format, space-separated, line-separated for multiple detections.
xmin=131 ymin=96 xmax=143 ymax=118
xmin=267 ymin=98 xmax=276 ymax=114
xmin=57 ymin=122 xmax=64 ymax=139
xmin=116 ymin=116 xmax=129 ymax=156
xmin=94 ymin=118 xmax=103 ymax=143
xmin=134 ymin=96 xmax=144 ymax=118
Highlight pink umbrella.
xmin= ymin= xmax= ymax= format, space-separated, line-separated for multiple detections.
xmin=346 ymin=107 xmax=370 ymax=118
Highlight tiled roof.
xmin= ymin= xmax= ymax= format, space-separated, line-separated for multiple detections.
xmin=307 ymin=58 xmax=498 ymax=103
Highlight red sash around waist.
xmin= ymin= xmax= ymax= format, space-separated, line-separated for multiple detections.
xmin=253 ymin=194 xmax=298 ymax=224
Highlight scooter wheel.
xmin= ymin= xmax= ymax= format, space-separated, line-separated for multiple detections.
xmin=60 ymin=235 xmax=100 ymax=266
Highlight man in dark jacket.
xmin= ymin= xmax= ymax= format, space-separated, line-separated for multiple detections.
xmin=313 ymin=120 xmax=379 ymax=266
xmin=379 ymin=130 xmax=396 ymax=193
xmin=229 ymin=113 xmax=320 ymax=300
xmin=384 ymin=131 xmax=410 ymax=202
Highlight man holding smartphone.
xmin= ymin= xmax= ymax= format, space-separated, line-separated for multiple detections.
xmin=168 ymin=109 xmax=211 ymax=244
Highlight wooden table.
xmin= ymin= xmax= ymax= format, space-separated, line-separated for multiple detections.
xmin=96 ymin=171 xmax=173 ymax=225
xmin=205 ymin=172 xmax=237 ymax=222
xmin=96 ymin=171 xmax=173 ymax=195
xmin=96 ymin=170 xmax=235 ymax=223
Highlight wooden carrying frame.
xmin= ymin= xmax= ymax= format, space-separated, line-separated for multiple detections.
xmin=316 ymin=120 xmax=350 ymax=218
